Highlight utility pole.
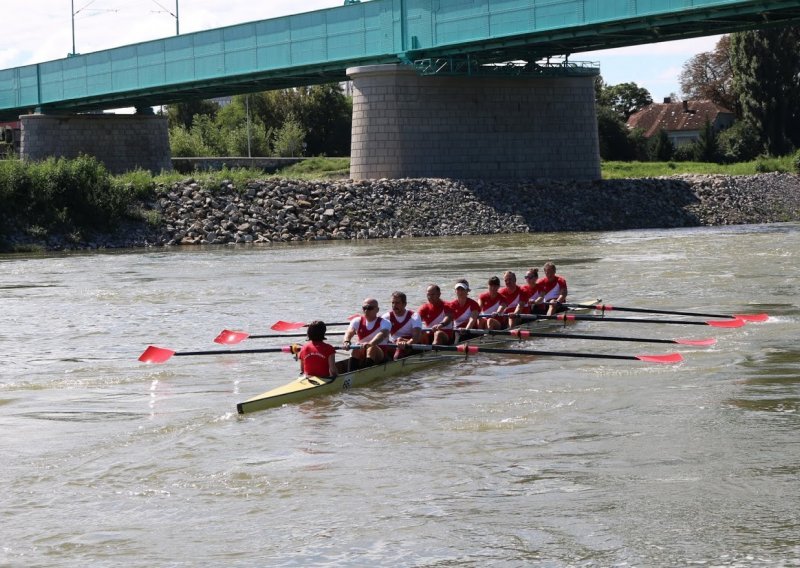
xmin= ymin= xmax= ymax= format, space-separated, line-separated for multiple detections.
xmin=151 ymin=0 xmax=180 ymax=35
xmin=71 ymin=0 xmax=76 ymax=55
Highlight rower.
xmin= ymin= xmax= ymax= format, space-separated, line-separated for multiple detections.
xmin=478 ymin=275 xmax=507 ymax=330
xmin=499 ymin=270 xmax=531 ymax=327
xmin=417 ymin=284 xmax=455 ymax=345
xmin=448 ymin=279 xmax=480 ymax=340
xmin=381 ymin=291 xmax=423 ymax=360
xmin=342 ymin=298 xmax=392 ymax=369
xmin=531 ymin=261 xmax=568 ymax=315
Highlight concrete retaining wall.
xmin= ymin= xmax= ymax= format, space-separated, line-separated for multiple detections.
xmin=20 ymin=114 xmax=171 ymax=174
xmin=347 ymin=64 xmax=601 ymax=181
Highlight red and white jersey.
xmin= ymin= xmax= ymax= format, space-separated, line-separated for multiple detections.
xmin=499 ymin=286 xmax=530 ymax=311
xmin=448 ymin=298 xmax=481 ymax=328
xmin=381 ymin=309 xmax=423 ymax=341
xmin=417 ymin=301 xmax=454 ymax=329
xmin=520 ymin=283 xmax=539 ymax=308
xmin=478 ymin=292 xmax=505 ymax=314
xmin=348 ymin=316 xmax=391 ymax=344
xmin=535 ymin=276 xmax=568 ymax=302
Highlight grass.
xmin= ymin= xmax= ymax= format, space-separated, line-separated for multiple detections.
xmin=274 ymin=157 xmax=351 ymax=179
xmin=120 ymin=155 xmax=798 ymax=188
xmin=602 ymin=155 xmax=796 ymax=178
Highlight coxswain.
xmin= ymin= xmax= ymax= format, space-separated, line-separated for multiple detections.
xmin=298 ymin=320 xmax=338 ymax=380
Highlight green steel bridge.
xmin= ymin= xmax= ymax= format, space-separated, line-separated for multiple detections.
xmin=2 ymin=0 xmax=800 ymax=121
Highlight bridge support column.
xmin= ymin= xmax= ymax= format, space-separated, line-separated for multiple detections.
xmin=347 ymin=64 xmax=600 ymax=180
xmin=20 ymin=113 xmax=171 ymax=174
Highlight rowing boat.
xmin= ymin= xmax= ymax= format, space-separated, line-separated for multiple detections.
xmin=236 ymin=300 xmax=600 ymax=414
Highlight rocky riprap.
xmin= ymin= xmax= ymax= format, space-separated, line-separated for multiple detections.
xmin=7 ymin=173 xmax=800 ymax=250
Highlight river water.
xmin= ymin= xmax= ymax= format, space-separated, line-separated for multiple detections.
xmin=1 ymin=223 xmax=798 ymax=567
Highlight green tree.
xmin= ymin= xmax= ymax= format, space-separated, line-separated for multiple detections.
xmin=597 ymin=82 xmax=653 ymax=120
xmin=694 ymin=119 xmax=720 ymax=162
xmin=717 ymin=121 xmax=761 ymax=162
xmin=300 ymin=84 xmax=352 ymax=156
xmin=730 ymin=27 xmax=800 ymax=156
xmin=273 ymin=113 xmax=306 ymax=157
xmin=650 ymin=129 xmax=674 ymax=161
xmin=597 ymin=106 xmax=634 ymax=160
xmin=165 ymin=99 xmax=220 ymax=129
xmin=215 ymin=96 xmax=272 ymax=156
xmin=169 ymin=125 xmax=214 ymax=157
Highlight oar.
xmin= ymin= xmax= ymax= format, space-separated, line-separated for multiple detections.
xmin=216 ymin=327 xmax=350 ymax=344
xmin=514 ymin=313 xmax=746 ymax=328
xmin=138 ymin=344 xmax=300 ymax=364
xmin=400 ymin=343 xmax=682 ymax=364
xmin=463 ymin=328 xmax=716 ymax=346
xmin=271 ymin=315 xmax=358 ymax=331
xmin=564 ymin=303 xmax=768 ymax=322
xmin=215 ymin=329 xmax=312 ymax=344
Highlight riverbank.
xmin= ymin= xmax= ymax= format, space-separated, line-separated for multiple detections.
xmin=5 ymin=172 xmax=800 ymax=251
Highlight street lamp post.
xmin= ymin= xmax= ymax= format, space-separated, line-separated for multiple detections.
xmin=71 ymin=0 xmax=76 ymax=55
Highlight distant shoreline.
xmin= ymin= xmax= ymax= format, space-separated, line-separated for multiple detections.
xmin=5 ymin=173 xmax=800 ymax=252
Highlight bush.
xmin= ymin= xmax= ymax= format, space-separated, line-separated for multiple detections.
xmin=794 ymin=149 xmax=800 ymax=174
xmin=273 ymin=113 xmax=306 ymax=158
xmin=0 ymin=155 xmax=139 ymax=239
xmin=718 ymin=121 xmax=762 ymax=163
xmin=672 ymin=144 xmax=696 ymax=162
xmin=169 ymin=125 xmax=215 ymax=157
xmin=649 ymin=129 xmax=674 ymax=161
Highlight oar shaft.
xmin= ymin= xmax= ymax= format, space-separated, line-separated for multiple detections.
xmin=472 ymin=328 xmax=678 ymax=344
xmin=250 ymin=332 xmax=312 ymax=339
xmin=176 ymin=347 xmax=294 ymax=356
xmin=567 ymin=303 xmax=766 ymax=321
xmin=398 ymin=343 xmax=681 ymax=362
xmin=525 ymin=314 xmax=719 ymax=326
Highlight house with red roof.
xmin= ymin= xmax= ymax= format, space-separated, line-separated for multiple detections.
xmin=627 ymin=99 xmax=735 ymax=147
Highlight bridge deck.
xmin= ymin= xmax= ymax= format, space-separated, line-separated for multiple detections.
xmin=2 ymin=0 xmax=799 ymax=120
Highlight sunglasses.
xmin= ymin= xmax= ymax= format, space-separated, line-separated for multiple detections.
xmin=525 ymin=275 xmax=536 ymax=279
xmin=362 ymin=305 xmax=377 ymax=311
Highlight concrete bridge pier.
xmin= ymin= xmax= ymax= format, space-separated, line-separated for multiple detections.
xmin=347 ymin=64 xmax=600 ymax=180
xmin=20 ymin=112 xmax=171 ymax=175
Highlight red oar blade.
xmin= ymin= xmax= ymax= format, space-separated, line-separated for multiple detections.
xmin=139 ymin=345 xmax=175 ymax=364
xmin=675 ymin=337 xmax=717 ymax=346
xmin=734 ymin=313 xmax=769 ymax=322
xmin=271 ymin=320 xmax=306 ymax=331
xmin=636 ymin=352 xmax=683 ymax=364
xmin=708 ymin=319 xmax=745 ymax=328
xmin=214 ymin=329 xmax=250 ymax=345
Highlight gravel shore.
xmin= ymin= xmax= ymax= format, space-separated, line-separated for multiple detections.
xmin=9 ymin=173 xmax=800 ymax=250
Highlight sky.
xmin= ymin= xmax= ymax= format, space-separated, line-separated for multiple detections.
xmin=1 ymin=0 xmax=722 ymax=103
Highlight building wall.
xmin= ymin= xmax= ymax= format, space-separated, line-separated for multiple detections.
xmin=348 ymin=64 xmax=600 ymax=180
xmin=20 ymin=114 xmax=171 ymax=174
